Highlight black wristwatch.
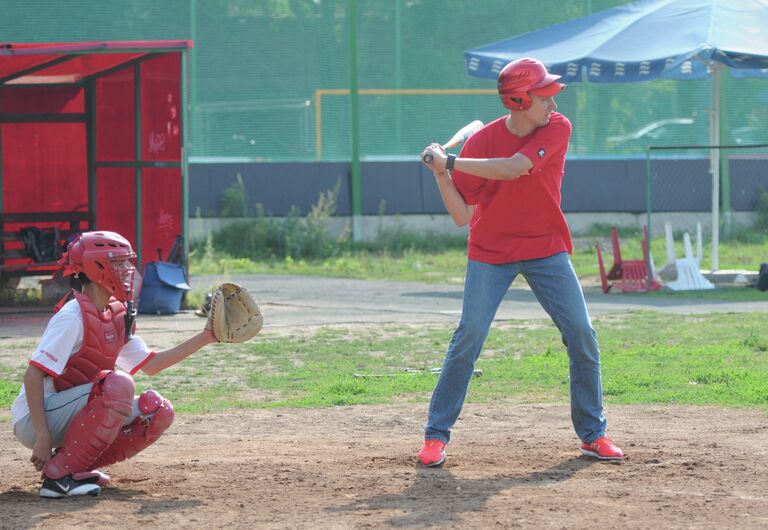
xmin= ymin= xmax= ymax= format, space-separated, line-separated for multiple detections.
xmin=446 ymin=153 xmax=457 ymax=171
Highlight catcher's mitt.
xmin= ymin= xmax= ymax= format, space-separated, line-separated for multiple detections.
xmin=205 ymin=282 xmax=263 ymax=343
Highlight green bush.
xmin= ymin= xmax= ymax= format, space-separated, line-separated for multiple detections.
xmin=208 ymin=180 xmax=345 ymax=261
xmin=364 ymin=224 xmax=466 ymax=254
xmin=220 ymin=173 xmax=249 ymax=218
xmin=192 ymin=179 xmax=469 ymax=266
xmin=755 ymin=187 xmax=768 ymax=231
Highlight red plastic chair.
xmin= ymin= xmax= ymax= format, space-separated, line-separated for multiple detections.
xmin=596 ymin=239 xmax=611 ymax=293
xmin=607 ymin=226 xmax=623 ymax=280
xmin=596 ymin=226 xmax=661 ymax=293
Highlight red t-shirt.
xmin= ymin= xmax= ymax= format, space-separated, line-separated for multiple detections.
xmin=451 ymin=112 xmax=573 ymax=264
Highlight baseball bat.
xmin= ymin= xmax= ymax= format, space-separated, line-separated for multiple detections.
xmin=422 ymin=120 xmax=484 ymax=163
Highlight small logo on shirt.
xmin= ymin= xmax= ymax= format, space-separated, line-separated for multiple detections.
xmin=537 ymin=148 xmax=546 ymax=158
xmin=42 ymin=349 xmax=58 ymax=363
xmin=104 ymin=330 xmax=116 ymax=343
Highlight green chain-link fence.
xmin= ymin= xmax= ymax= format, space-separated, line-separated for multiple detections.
xmin=3 ymin=0 xmax=767 ymax=162
xmin=646 ymin=144 xmax=768 ymax=272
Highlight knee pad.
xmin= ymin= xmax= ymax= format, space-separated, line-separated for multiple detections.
xmin=138 ymin=389 xmax=164 ymax=414
xmin=139 ymin=390 xmax=175 ymax=436
xmin=89 ymin=390 xmax=174 ymax=469
xmin=146 ymin=395 xmax=175 ymax=437
xmin=98 ymin=371 xmax=136 ymax=416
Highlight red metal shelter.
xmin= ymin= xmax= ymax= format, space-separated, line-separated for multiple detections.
xmin=0 ymin=40 xmax=192 ymax=284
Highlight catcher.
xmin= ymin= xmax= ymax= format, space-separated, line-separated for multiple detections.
xmin=10 ymin=231 xmax=262 ymax=498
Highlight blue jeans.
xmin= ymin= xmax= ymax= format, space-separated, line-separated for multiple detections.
xmin=425 ymin=252 xmax=607 ymax=444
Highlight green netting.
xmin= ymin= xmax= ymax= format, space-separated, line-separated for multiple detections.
xmin=3 ymin=0 xmax=767 ymax=161
xmin=645 ymin=144 xmax=768 ymax=272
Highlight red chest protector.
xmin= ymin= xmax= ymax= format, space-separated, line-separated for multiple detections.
xmin=54 ymin=291 xmax=128 ymax=392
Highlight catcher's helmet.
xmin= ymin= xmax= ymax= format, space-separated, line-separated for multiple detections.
xmin=62 ymin=231 xmax=139 ymax=302
xmin=497 ymin=58 xmax=566 ymax=111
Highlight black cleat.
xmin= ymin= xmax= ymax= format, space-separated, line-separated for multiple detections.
xmin=39 ymin=475 xmax=101 ymax=498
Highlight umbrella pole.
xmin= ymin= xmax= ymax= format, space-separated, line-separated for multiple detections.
xmin=719 ymin=68 xmax=732 ymax=241
xmin=709 ymin=66 xmax=720 ymax=272
xmin=348 ymin=0 xmax=362 ymax=242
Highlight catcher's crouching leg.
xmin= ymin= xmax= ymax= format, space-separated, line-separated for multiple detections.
xmin=90 ymin=390 xmax=175 ymax=469
xmin=44 ymin=371 xmax=135 ymax=480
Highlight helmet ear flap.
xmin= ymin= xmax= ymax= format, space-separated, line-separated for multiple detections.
xmin=502 ymin=92 xmax=532 ymax=111
xmin=510 ymin=94 xmax=532 ymax=111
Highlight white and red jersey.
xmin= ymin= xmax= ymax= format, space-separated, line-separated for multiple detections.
xmin=452 ymin=112 xmax=573 ymax=264
xmin=11 ymin=297 xmax=154 ymax=426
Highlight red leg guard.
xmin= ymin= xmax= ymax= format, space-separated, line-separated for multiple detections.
xmin=90 ymin=390 xmax=175 ymax=469
xmin=44 ymin=371 xmax=135 ymax=480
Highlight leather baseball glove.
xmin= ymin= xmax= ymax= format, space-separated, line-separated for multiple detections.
xmin=205 ymin=282 xmax=263 ymax=343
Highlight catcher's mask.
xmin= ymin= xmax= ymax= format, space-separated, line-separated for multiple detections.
xmin=497 ymin=57 xmax=566 ymax=111
xmin=61 ymin=231 xmax=140 ymax=303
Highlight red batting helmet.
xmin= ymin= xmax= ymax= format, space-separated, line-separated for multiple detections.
xmin=497 ymin=58 xmax=566 ymax=111
xmin=62 ymin=231 xmax=139 ymax=302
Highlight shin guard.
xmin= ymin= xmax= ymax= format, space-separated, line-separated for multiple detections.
xmin=90 ymin=390 xmax=175 ymax=469
xmin=44 ymin=371 xmax=135 ymax=479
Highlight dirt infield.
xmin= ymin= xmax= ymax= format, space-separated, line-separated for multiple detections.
xmin=2 ymin=276 xmax=768 ymax=528
xmin=2 ymin=402 xmax=767 ymax=529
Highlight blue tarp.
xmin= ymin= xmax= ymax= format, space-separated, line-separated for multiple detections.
xmin=137 ymin=261 xmax=190 ymax=315
xmin=464 ymin=0 xmax=768 ymax=82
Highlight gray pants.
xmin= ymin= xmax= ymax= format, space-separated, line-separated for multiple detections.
xmin=14 ymin=383 xmax=141 ymax=450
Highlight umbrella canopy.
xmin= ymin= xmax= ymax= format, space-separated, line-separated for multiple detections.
xmin=464 ymin=0 xmax=768 ymax=272
xmin=464 ymin=0 xmax=768 ymax=81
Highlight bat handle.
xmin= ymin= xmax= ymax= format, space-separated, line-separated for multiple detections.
xmin=422 ymin=152 xmax=433 ymax=163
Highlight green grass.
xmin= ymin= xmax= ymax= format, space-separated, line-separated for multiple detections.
xmin=190 ymin=246 xmax=471 ymax=284
xmin=190 ymin=226 xmax=767 ymax=287
xmin=592 ymin=285 xmax=768 ymax=301
xmin=3 ymin=311 xmax=766 ymax=418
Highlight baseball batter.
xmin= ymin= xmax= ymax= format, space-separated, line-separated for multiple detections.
xmin=419 ymin=58 xmax=624 ymax=466
xmin=10 ymin=231 xmax=219 ymax=497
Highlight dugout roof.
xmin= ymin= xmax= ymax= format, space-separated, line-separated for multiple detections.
xmin=0 ymin=40 xmax=193 ymax=269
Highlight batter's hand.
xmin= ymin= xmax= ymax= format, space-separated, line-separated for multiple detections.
xmin=421 ymin=143 xmax=448 ymax=173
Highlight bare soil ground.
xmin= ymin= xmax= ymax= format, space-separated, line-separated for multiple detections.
xmin=2 ymin=401 xmax=768 ymax=529
xmin=2 ymin=280 xmax=768 ymax=529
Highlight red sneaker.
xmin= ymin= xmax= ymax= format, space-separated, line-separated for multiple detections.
xmin=580 ymin=436 xmax=625 ymax=460
xmin=418 ymin=439 xmax=446 ymax=466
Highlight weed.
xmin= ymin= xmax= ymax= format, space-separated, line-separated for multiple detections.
xmin=754 ymin=187 xmax=768 ymax=231
xmin=220 ymin=173 xmax=250 ymax=218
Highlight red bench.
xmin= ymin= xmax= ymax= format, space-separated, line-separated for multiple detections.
xmin=0 ymin=212 xmax=93 ymax=288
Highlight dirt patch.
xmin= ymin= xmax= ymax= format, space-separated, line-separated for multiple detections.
xmin=1 ymin=402 xmax=767 ymax=529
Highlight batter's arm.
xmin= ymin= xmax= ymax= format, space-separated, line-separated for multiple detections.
xmin=451 ymin=152 xmax=533 ymax=181
xmin=433 ymin=170 xmax=474 ymax=227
